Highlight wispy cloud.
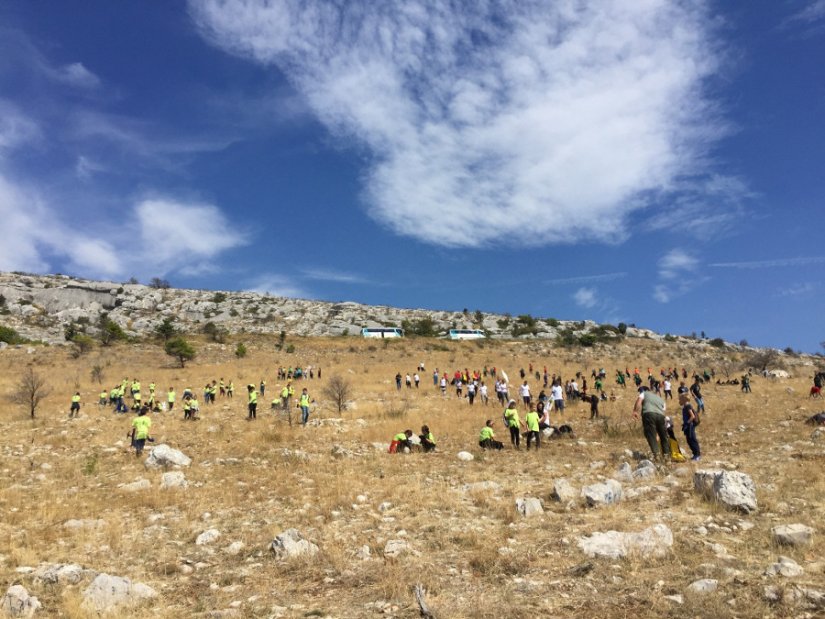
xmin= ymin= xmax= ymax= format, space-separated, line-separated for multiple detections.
xmin=786 ymin=0 xmax=825 ymax=24
xmin=654 ymin=248 xmax=702 ymax=303
xmin=710 ymin=256 xmax=825 ymax=269
xmin=777 ymin=282 xmax=818 ymax=297
xmin=545 ymin=272 xmax=626 ymax=285
xmin=191 ymin=0 xmax=729 ymax=248
xmin=300 ymin=267 xmax=369 ymax=284
xmin=53 ymin=62 xmax=100 ymax=89
xmin=246 ymin=273 xmax=309 ymax=298
xmin=573 ymin=287 xmax=598 ymax=309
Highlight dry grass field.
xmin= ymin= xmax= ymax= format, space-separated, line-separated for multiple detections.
xmin=0 ymin=336 xmax=823 ymax=618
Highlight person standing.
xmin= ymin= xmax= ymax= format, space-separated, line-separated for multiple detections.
xmin=663 ymin=379 xmax=672 ymax=400
xmin=414 ymin=373 xmax=420 ymax=388
xmin=503 ymin=400 xmax=523 ymax=450
xmin=299 ymin=388 xmax=311 ymax=426
xmin=551 ymin=381 xmax=565 ymax=416
xmin=395 ymin=373 xmax=402 ymax=391
xmin=680 ymin=393 xmax=701 ymax=461
xmin=633 ymin=387 xmax=669 ymax=461
xmin=520 ymin=381 xmax=532 ymax=410
xmin=467 ymin=381 xmax=476 ymax=405
xmin=130 ymin=408 xmax=152 ymax=457
xmin=479 ymin=381 xmax=489 ymax=405
xmin=525 ymin=404 xmax=541 ymax=450
xmin=247 ymin=384 xmax=258 ymax=420
xmin=167 ymin=387 xmax=176 ymax=412
xmin=70 ymin=392 xmax=81 ymax=418
xmin=690 ymin=378 xmax=705 ymax=415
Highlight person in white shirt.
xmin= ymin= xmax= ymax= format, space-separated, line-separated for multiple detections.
xmin=479 ymin=382 xmax=489 ymax=405
xmin=467 ymin=381 xmax=477 ymax=405
xmin=519 ymin=381 xmax=531 ymax=408
xmin=551 ymin=382 xmax=565 ymax=412
xmin=663 ymin=379 xmax=672 ymax=400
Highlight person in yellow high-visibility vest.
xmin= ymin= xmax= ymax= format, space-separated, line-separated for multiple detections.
xmin=247 ymin=384 xmax=258 ymax=420
xmin=167 ymin=387 xmax=176 ymax=412
xmin=299 ymin=388 xmax=311 ymax=425
xmin=70 ymin=392 xmax=81 ymax=418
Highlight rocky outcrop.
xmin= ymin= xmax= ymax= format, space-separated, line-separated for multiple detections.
xmin=694 ymin=470 xmax=758 ymax=513
xmin=0 ymin=272 xmax=664 ymax=344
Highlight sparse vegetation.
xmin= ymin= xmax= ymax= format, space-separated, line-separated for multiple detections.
xmin=98 ymin=317 xmax=127 ymax=346
xmin=400 ymin=317 xmax=438 ymax=337
xmin=235 ymin=342 xmax=247 ymax=358
xmin=165 ymin=337 xmax=196 ymax=367
xmin=13 ymin=367 xmax=49 ymax=418
xmin=154 ymin=318 xmax=178 ymax=342
xmin=149 ymin=277 xmax=171 ymax=289
xmin=0 ymin=325 xmax=23 ymax=344
xmin=322 ymin=375 xmax=352 ymax=414
xmin=202 ymin=321 xmax=227 ymax=343
xmin=212 ymin=292 xmax=227 ymax=304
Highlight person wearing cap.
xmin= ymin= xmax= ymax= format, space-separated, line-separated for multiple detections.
xmin=633 ymin=386 xmax=669 ymax=461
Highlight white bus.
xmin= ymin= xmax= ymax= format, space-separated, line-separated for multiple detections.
xmin=448 ymin=329 xmax=485 ymax=340
xmin=361 ymin=327 xmax=404 ymax=338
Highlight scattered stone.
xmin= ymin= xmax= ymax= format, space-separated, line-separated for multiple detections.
xmin=34 ymin=563 xmax=90 ymax=585
xmin=632 ymin=460 xmax=657 ymax=480
xmin=515 ymin=497 xmax=544 ymax=518
xmin=355 ymin=545 xmax=371 ymax=560
xmin=270 ymin=529 xmax=319 ymax=560
xmin=664 ymin=594 xmax=684 ymax=605
xmin=120 ymin=478 xmax=150 ymax=492
xmin=551 ymin=478 xmax=579 ymax=503
xmin=160 ymin=471 xmax=188 ymax=489
xmin=616 ymin=462 xmax=633 ymax=481
xmin=63 ymin=519 xmax=105 ymax=530
xmin=578 ymin=524 xmax=673 ymax=559
xmin=1 ymin=585 xmax=42 ymax=617
xmin=456 ymin=451 xmax=474 ymax=462
xmin=225 ymin=542 xmax=245 ymax=556
xmin=765 ymin=556 xmax=804 ymax=578
xmin=694 ymin=470 xmax=757 ymax=513
xmin=567 ymin=562 xmax=593 ymax=577
xmin=772 ymin=524 xmax=814 ymax=547
xmin=331 ymin=445 xmax=355 ymax=459
xmin=581 ymin=479 xmax=623 ymax=507
xmin=82 ymin=573 xmax=157 ymax=612
xmin=378 ymin=502 xmax=393 ymax=512
xmin=463 ymin=481 xmax=502 ymax=493
xmin=196 ymin=529 xmax=221 ymax=546
xmin=144 ymin=444 xmax=191 ymax=469
xmin=688 ymin=579 xmax=718 ymax=594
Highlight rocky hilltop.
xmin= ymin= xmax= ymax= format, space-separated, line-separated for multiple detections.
xmin=0 ymin=272 xmax=686 ymax=346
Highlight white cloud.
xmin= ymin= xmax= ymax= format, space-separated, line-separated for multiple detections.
xmin=75 ymin=155 xmax=107 ymax=179
xmin=54 ymin=62 xmax=101 ymax=89
xmin=658 ymin=248 xmax=698 ymax=280
xmin=573 ymin=287 xmax=598 ymax=309
xmin=654 ymin=248 xmax=702 ymax=303
xmin=246 ymin=273 xmax=308 ymax=298
xmin=135 ymin=198 xmax=249 ymax=272
xmin=300 ymin=267 xmax=368 ymax=284
xmin=787 ymin=0 xmax=825 ymax=23
xmin=777 ymin=282 xmax=817 ymax=297
xmin=190 ymin=0 xmax=728 ymax=247
xmin=546 ymin=272 xmax=626 ymax=285
xmin=0 ymin=100 xmax=41 ymax=152
xmin=710 ymin=256 xmax=825 ymax=269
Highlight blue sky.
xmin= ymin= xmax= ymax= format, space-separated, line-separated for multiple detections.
xmin=0 ymin=1 xmax=823 ymax=351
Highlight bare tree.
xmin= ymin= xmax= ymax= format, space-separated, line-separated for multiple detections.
xmin=322 ymin=375 xmax=352 ymax=415
xmin=14 ymin=367 xmax=50 ymax=419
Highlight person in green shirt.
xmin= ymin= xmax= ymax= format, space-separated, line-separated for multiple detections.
xmin=130 ymin=407 xmax=152 ymax=456
xmin=189 ymin=396 xmax=200 ymax=420
xmin=227 ymin=381 xmax=234 ymax=399
xmin=525 ymin=404 xmax=541 ymax=450
xmin=182 ymin=396 xmax=192 ymax=420
xmin=633 ymin=386 xmax=669 ymax=460
xmin=503 ymin=400 xmax=524 ymax=449
xmin=247 ymin=384 xmax=258 ymax=420
xmin=419 ymin=425 xmax=436 ymax=452
xmin=98 ymin=390 xmax=107 ymax=407
xmin=167 ymin=388 xmax=176 ymax=411
xmin=390 ymin=430 xmax=413 ymax=453
xmin=70 ymin=392 xmax=81 ymax=418
xmin=479 ymin=419 xmax=503 ymax=450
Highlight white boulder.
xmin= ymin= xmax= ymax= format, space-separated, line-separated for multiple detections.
xmin=456 ymin=451 xmax=474 ymax=462
xmin=694 ymin=470 xmax=757 ymax=513
xmin=687 ymin=579 xmax=718 ymax=594
xmin=581 ymin=479 xmax=623 ymax=507
xmin=772 ymin=524 xmax=814 ymax=547
xmin=1 ymin=585 xmax=41 ymax=617
xmin=765 ymin=556 xmax=804 ymax=578
xmin=82 ymin=573 xmax=157 ymax=612
xmin=270 ymin=529 xmax=319 ymax=559
xmin=144 ymin=444 xmax=191 ymax=469
xmin=160 ymin=471 xmax=188 ymax=489
xmin=515 ymin=497 xmax=544 ymax=518
xmin=195 ymin=529 xmax=221 ymax=546
xmin=578 ymin=524 xmax=673 ymax=559
xmin=550 ymin=478 xmax=579 ymax=503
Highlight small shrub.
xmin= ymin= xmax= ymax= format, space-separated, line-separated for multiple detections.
xmin=709 ymin=338 xmax=726 ymax=348
xmin=235 ymin=342 xmax=247 ymax=358
xmin=0 ymin=325 xmax=22 ymax=344
xmin=212 ymin=292 xmax=227 ymax=304
xmin=285 ymin=344 xmax=295 ymax=354
xmin=165 ymin=337 xmax=196 ymax=368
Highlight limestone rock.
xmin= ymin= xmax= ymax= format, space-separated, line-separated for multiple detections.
xmin=225 ymin=541 xmax=245 ymax=556
xmin=195 ymin=529 xmax=221 ymax=546
xmin=120 ymin=478 xmax=150 ymax=492
xmin=578 ymin=524 xmax=673 ymax=559
xmin=772 ymin=524 xmax=814 ymax=547
xmin=144 ymin=444 xmax=191 ymax=469
xmin=82 ymin=574 xmax=157 ymax=612
xmin=616 ymin=462 xmax=633 ymax=481
xmin=632 ymin=460 xmax=657 ymax=480
xmin=694 ymin=470 xmax=757 ymax=513
xmin=1 ymin=585 xmax=41 ymax=617
xmin=581 ymin=479 xmax=623 ymax=507
xmin=456 ymin=451 xmax=474 ymax=462
xmin=160 ymin=471 xmax=188 ymax=489
xmin=270 ymin=529 xmax=319 ymax=559
xmin=34 ymin=563 xmax=91 ymax=585
xmin=550 ymin=478 xmax=578 ymax=503
xmin=765 ymin=556 xmax=804 ymax=578
xmin=687 ymin=579 xmax=718 ymax=594
xmin=515 ymin=497 xmax=544 ymax=518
